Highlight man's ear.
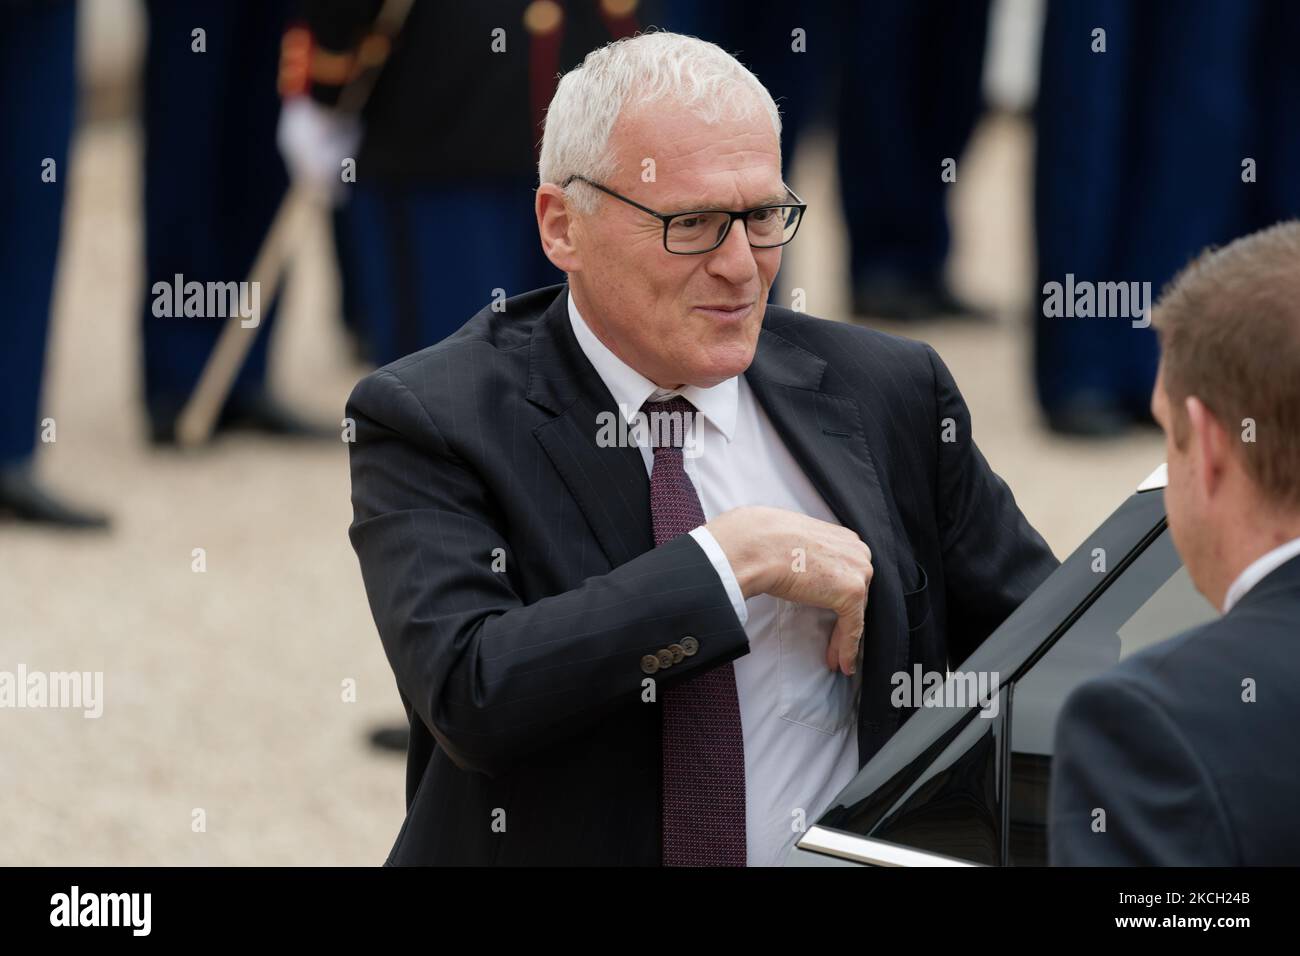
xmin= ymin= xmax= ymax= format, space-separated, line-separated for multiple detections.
xmin=536 ymin=184 xmax=582 ymax=273
xmin=1185 ymin=395 xmax=1229 ymax=501
xmin=1150 ymin=363 xmax=1166 ymax=433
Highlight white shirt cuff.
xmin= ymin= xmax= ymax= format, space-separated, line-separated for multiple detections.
xmin=688 ymin=526 xmax=749 ymax=627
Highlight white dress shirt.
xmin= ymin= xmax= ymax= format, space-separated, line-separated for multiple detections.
xmin=1222 ymin=535 xmax=1300 ymax=613
xmin=568 ymin=292 xmax=860 ymax=866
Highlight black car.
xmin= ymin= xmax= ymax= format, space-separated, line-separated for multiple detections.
xmin=786 ymin=463 xmax=1217 ymax=867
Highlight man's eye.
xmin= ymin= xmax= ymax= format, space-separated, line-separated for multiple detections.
xmin=672 ymin=216 xmax=704 ymax=230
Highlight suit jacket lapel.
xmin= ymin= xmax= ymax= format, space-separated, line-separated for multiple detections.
xmin=745 ymin=326 xmax=911 ymax=762
xmin=527 ymin=287 xmax=654 ymax=569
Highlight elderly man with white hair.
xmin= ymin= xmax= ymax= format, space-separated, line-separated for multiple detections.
xmin=347 ymin=31 xmax=1057 ymax=866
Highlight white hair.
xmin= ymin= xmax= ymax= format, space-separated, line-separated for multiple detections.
xmin=538 ymin=31 xmax=783 ymax=213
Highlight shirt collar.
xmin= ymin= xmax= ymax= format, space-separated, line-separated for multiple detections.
xmin=1222 ymin=534 xmax=1300 ymax=613
xmin=567 ymin=289 xmax=738 ymax=442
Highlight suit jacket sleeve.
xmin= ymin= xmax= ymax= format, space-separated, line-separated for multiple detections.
xmin=1048 ymin=675 xmax=1237 ymax=865
xmin=346 ymin=368 xmax=750 ymax=778
xmin=925 ymin=344 xmax=1059 ymax=665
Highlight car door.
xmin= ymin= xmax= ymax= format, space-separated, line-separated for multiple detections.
xmin=787 ymin=464 xmax=1218 ymax=867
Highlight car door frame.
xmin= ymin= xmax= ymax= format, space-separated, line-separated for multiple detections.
xmin=788 ymin=465 xmax=1172 ymax=867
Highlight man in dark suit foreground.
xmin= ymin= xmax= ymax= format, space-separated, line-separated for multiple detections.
xmin=1050 ymin=221 xmax=1300 ymax=865
xmin=347 ymin=32 xmax=1056 ymax=866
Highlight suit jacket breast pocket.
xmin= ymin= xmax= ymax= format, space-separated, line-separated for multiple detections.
xmin=777 ymin=600 xmax=860 ymax=735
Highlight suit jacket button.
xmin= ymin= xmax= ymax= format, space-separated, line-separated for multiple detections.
xmin=640 ymin=654 xmax=660 ymax=675
xmin=680 ymin=636 xmax=699 ymax=656
xmin=656 ymin=649 xmax=674 ymax=669
xmin=667 ymin=643 xmax=685 ymax=664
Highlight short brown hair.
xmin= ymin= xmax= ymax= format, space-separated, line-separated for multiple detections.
xmin=1152 ymin=220 xmax=1300 ymax=509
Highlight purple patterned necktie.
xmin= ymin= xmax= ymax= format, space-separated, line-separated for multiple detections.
xmin=644 ymin=396 xmax=747 ymax=867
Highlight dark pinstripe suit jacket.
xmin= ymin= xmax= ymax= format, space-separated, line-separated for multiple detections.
xmin=346 ymin=282 xmax=1058 ymax=865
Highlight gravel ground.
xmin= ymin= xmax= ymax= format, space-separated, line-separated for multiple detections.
xmin=0 ymin=114 xmax=1163 ymax=865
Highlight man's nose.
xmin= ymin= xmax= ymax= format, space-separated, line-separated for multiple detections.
xmin=703 ymin=218 xmax=760 ymax=283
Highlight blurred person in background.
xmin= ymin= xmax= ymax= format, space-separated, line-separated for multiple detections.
xmin=1034 ymin=0 xmax=1300 ymax=436
xmin=0 ymin=0 xmax=109 ymax=528
xmin=669 ymin=0 xmax=992 ymax=321
xmin=277 ymin=0 xmax=647 ymax=369
xmin=140 ymin=0 xmax=331 ymax=444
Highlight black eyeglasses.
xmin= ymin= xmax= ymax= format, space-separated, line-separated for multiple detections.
xmin=561 ymin=175 xmax=807 ymax=255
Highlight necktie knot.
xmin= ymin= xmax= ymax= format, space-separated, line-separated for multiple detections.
xmin=641 ymin=396 xmax=698 ymax=451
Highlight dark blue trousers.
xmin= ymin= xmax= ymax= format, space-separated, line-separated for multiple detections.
xmin=0 ymin=0 xmax=77 ymax=465
xmin=342 ymin=179 xmax=559 ymax=366
xmin=662 ymin=0 xmax=989 ymax=288
xmin=836 ymin=0 xmax=991 ymax=285
xmin=1034 ymin=0 xmax=1300 ymax=416
xmin=139 ymin=0 xmax=289 ymax=418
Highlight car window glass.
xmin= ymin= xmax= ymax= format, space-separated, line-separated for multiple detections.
xmin=1007 ymin=528 xmax=1216 ymax=864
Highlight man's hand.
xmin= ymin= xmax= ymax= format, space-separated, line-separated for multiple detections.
xmin=704 ymin=506 xmax=873 ymax=676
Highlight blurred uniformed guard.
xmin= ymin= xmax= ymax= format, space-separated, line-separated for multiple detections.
xmin=0 ymin=0 xmax=109 ymax=528
xmin=279 ymin=0 xmax=650 ymax=367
